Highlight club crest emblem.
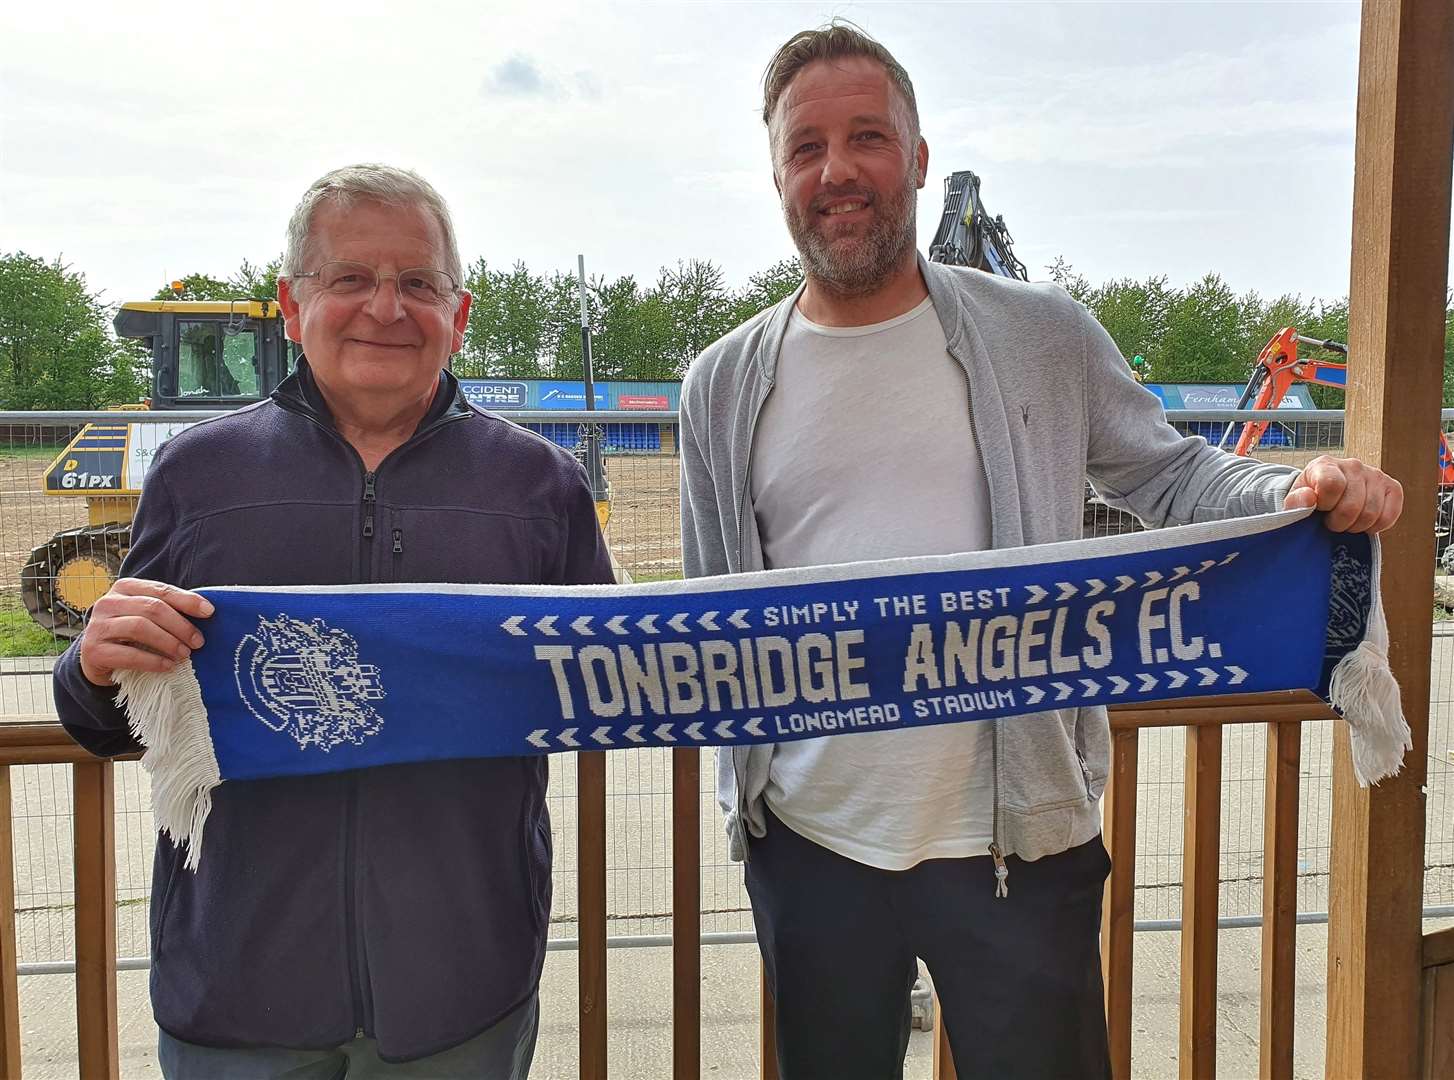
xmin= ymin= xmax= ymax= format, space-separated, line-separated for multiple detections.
xmin=234 ymin=615 xmax=385 ymax=751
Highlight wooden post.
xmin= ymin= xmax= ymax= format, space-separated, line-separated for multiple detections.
xmin=932 ymin=993 xmax=959 ymax=1079
xmin=1179 ymin=724 xmax=1221 ymax=1080
xmin=760 ymin=965 xmax=778 ymax=1080
xmin=1102 ymin=726 xmax=1139 ymax=1080
xmin=0 ymin=768 xmax=19 ymax=1080
xmin=1260 ymin=722 xmax=1300 ymax=1080
xmin=577 ymin=752 xmax=607 ymax=1080
xmin=1327 ymin=1 xmax=1454 ymax=1077
xmin=73 ymin=760 xmax=118 ymax=1080
xmin=672 ymin=748 xmax=701 ymax=1080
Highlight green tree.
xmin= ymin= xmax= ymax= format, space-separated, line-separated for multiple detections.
xmin=0 ymin=253 xmax=147 ymax=409
xmin=459 ymin=259 xmax=555 ymax=378
xmin=651 ymin=260 xmax=735 ymax=377
xmin=152 ymin=272 xmax=233 ymax=301
xmin=728 ymin=258 xmax=803 ymax=326
xmin=1046 ymin=256 xmax=1093 ymax=305
xmin=1152 ymin=273 xmax=1246 ymax=384
xmin=229 ymin=257 xmax=283 ymax=301
xmin=149 ymin=257 xmax=283 ymax=303
xmin=1085 ymin=276 xmax=1173 ymax=378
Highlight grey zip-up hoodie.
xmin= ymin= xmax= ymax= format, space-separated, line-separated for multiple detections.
xmin=680 ymin=257 xmax=1298 ymax=865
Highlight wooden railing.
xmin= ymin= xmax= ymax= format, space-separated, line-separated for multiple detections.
xmin=0 ymin=725 xmax=140 ymax=1080
xmin=0 ymin=693 xmax=1426 ymax=1079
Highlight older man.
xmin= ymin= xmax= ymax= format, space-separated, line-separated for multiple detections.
xmin=679 ymin=25 xmax=1402 ymax=1080
xmin=54 ymin=164 xmax=612 ymax=1078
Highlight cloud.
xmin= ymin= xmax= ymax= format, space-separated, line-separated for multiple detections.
xmin=484 ymin=54 xmax=554 ymax=98
xmin=481 ymin=54 xmax=604 ymax=102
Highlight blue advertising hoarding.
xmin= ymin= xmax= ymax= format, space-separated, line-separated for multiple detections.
xmin=458 ymin=380 xmax=529 ymax=409
xmin=536 ymin=382 xmax=609 ymax=409
xmin=1144 ymin=384 xmax=1317 ymax=410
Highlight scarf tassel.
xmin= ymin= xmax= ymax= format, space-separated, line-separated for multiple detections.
xmin=1326 ymin=538 xmax=1412 ymax=787
xmin=114 ymin=662 xmax=219 ymax=870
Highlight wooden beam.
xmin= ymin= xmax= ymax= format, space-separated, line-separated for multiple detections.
xmin=1260 ymin=722 xmax=1301 ymax=1080
xmin=1102 ymin=727 xmax=1138 ymax=1080
xmin=1425 ymin=928 xmax=1454 ymax=970
xmin=72 ymin=760 xmax=118 ymax=1080
xmin=1327 ymin=1 xmax=1454 ymax=1077
xmin=760 ymin=965 xmax=779 ymax=1080
xmin=932 ymin=993 xmax=958 ymax=1080
xmin=1179 ymin=724 xmax=1221 ymax=1080
xmin=577 ymin=752 xmax=607 ymax=1080
xmin=1110 ymin=699 xmax=1333 ymax=731
xmin=0 ymin=768 xmax=19 ymax=1080
xmin=672 ymin=748 xmax=701 ymax=1080
xmin=0 ymin=724 xmax=140 ymax=767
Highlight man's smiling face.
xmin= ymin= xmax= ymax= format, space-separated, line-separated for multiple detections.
xmin=771 ymin=55 xmax=927 ymax=296
xmin=280 ymin=199 xmax=470 ymax=408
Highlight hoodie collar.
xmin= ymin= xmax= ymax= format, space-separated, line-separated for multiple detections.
xmin=271 ymin=356 xmax=472 ymax=435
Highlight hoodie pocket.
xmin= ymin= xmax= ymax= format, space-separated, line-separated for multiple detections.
xmin=523 ymin=806 xmax=553 ymax=935
xmin=1070 ymin=708 xmax=1096 ymax=800
xmin=150 ymin=851 xmax=184 ymax=958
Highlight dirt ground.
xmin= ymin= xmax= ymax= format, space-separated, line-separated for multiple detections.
xmin=0 ymin=454 xmax=89 ymax=601
xmin=602 ymin=454 xmax=683 ymax=579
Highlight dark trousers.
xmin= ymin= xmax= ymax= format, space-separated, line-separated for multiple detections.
xmin=745 ymin=811 xmax=1112 ymax=1080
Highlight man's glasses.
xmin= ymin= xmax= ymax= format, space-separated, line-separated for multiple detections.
xmin=291 ymin=261 xmax=460 ymax=306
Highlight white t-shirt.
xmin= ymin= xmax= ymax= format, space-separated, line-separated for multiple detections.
xmin=750 ymin=295 xmax=996 ymax=870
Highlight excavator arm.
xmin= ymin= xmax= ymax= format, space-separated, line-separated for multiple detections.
xmin=1222 ymin=326 xmax=1454 ymax=485
xmin=927 ymin=171 xmax=1028 ymax=280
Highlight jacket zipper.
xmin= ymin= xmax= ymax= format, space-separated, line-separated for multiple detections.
xmin=733 ymin=375 xmax=774 ymax=861
xmin=951 ymin=357 xmax=1009 ymax=898
xmin=362 ymin=472 xmax=376 ymax=540
xmin=271 ymin=387 xmax=472 ymax=1032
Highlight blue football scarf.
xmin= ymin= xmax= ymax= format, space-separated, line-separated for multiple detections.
xmin=115 ymin=508 xmax=1409 ymax=869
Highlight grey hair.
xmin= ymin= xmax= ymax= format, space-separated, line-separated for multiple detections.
xmin=282 ymin=163 xmax=464 ymax=288
xmin=761 ymin=21 xmax=920 ymax=145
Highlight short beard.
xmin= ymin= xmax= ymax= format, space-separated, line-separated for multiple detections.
xmin=784 ymin=165 xmax=919 ymax=300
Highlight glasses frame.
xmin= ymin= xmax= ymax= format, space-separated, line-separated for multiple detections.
xmin=290 ymin=260 xmax=462 ymax=305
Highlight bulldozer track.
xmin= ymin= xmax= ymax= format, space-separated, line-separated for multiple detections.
xmin=20 ymin=522 xmax=131 ymax=639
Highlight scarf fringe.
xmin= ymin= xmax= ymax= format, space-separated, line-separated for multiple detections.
xmin=1327 ymin=537 xmax=1411 ymax=786
xmin=114 ymin=662 xmax=219 ymax=870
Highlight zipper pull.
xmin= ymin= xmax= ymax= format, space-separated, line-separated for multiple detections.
xmin=392 ymin=529 xmax=403 ymax=554
xmin=988 ymin=842 xmax=1009 ymax=899
xmin=362 ymin=472 xmax=378 ymax=538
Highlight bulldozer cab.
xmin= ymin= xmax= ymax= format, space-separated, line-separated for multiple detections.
xmin=113 ymin=299 xmax=295 ymax=408
xmin=21 ymin=301 xmax=297 ymax=638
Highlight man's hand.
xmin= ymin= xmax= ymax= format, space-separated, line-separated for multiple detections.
xmin=78 ymin=578 xmax=214 ymax=688
xmin=1283 ymin=454 xmax=1404 ymax=533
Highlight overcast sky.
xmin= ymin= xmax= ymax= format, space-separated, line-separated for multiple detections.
xmin=3 ymin=1 xmax=1448 ymax=312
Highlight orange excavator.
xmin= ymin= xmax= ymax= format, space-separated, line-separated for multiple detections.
xmin=1217 ymin=325 xmax=1454 ymax=484
xmin=1218 ymin=325 xmax=1454 ymax=569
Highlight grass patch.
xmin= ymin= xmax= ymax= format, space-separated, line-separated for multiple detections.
xmin=0 ymin=445 xmax=62 ymax=463
xmin=0 ymin=593 xmax=61 ymax=658
xmin=627 ymin=569 xmax=683 ymax=583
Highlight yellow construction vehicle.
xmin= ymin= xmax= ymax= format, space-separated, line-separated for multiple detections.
xmin=22 ymin=298 xmax=294 ymax=636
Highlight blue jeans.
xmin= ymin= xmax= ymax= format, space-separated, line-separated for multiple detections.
xmin=157 ymin=993 xmax=538 ymax=1079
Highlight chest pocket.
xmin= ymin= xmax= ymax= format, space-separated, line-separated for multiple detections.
xmin=184 ymin=503 xmax=358 ymax=587
xmin=383 ymin=506 xmax=561 ymax=585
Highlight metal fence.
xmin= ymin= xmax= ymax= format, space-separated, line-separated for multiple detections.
xmin=0 ymin=407 xmax=1450 ymax=972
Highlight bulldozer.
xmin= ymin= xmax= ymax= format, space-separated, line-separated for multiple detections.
xmin=21 ymin=298 xmax=294 ymax=636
